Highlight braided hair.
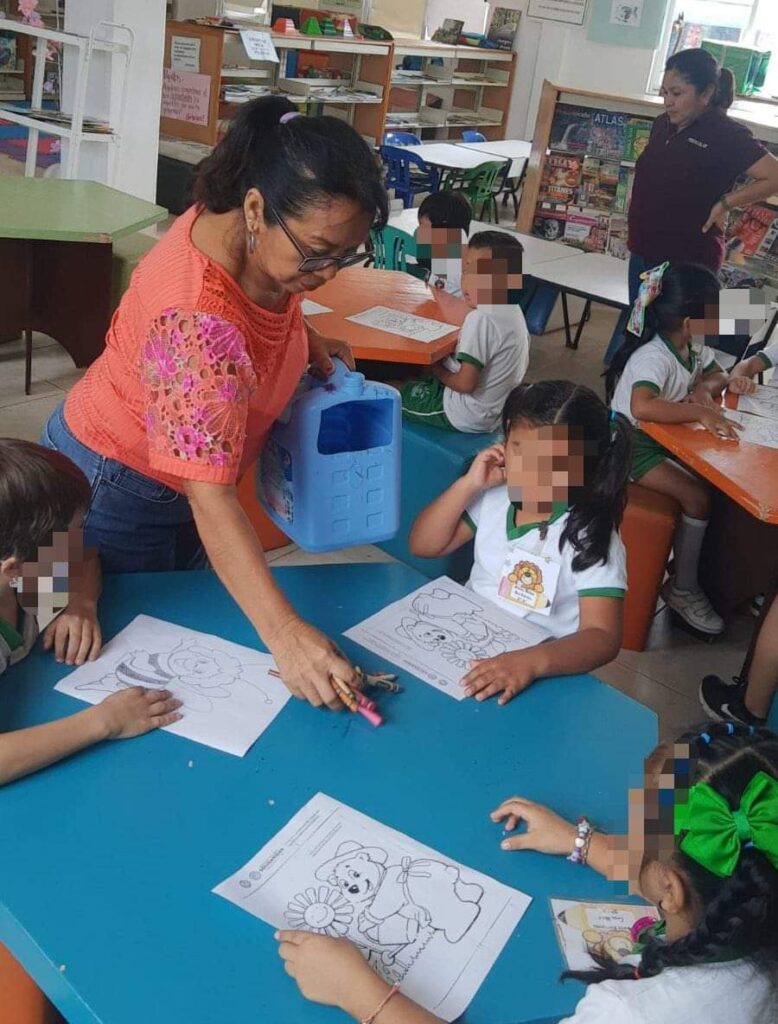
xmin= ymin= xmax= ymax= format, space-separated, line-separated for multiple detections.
xmin=563 ymin=722 xmax=778 ymax=987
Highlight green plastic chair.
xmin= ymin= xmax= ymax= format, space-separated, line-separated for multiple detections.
xmin=370 ymin=225 xmax=428 ymax=281
xmin=440 ymin=160 xmax=505 ymax=223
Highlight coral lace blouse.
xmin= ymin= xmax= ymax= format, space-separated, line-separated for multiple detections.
xmin=65 ymin=205 xmax=309 ymax=491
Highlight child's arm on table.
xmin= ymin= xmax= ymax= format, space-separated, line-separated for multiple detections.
xmin=461 ymin=596 xmax=622 ymax=705
xmin=731 ymin=353 xmax=769 ymax=383
xmin=688 ymin=365 xmax=729 ymax=406
xmin=409 ymin=445 xmax=505 ymax=558
xmin=276 ymin=931 xmax=441 ymax=1024
xmin=631 ymin=385 xmax=741 ymax=439
xmin=0 ymin=687 xmax=182 ymax=786
xmin=43 ymin=547 xmax=102 ymax=667
xmin=429 ymin=358 xmax=479 ymax=395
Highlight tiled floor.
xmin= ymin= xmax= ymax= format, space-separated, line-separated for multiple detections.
xmin=0 ymin=196 xmax=755 ymax=742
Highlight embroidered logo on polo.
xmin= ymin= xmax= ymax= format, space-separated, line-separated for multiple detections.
xmin=687 ymin=138 xmax=708 ymax=149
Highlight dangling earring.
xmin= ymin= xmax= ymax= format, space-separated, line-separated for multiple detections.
xmin=247 ymin=229 xmax=256 ymax=255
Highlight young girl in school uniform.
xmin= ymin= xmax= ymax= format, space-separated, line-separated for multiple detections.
xmin=408 ymin=380 xmax=632 ymax=704
xmin=607 ymin=262 xmax=754 ymax=638
xmin=276 ymin=721 xmax=778 ymax=1024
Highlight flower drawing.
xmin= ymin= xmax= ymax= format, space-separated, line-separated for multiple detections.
xmin=284 ymin=887 xmax=354 ymax=937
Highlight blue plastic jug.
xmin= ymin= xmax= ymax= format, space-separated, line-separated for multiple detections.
xmin=259 ymin=359 xmax=402 ymax=552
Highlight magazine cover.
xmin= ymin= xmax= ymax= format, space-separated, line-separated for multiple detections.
xmin=578 ymin=158 xmax=619 ymax=211
xmin=486 ymin=7 xmax=521 ymax=51
xmin=623 ymin=118 xmax=653 ymax=162
xmin=549 ymin=104 xmax=591 ymax=154
xmin=607 ymin=215 xmax=630 ymax=260
xmin=729 ymin=205 xmax=776 ymax=256
xmin=589 ymin=109 xmax=628 ymax=162
xmin=564 ymin=207 xmax=609 ymax=253
xmin=539 ymin=153 xmax=583 ymax=203
xmin=533 ymin=202 xmax=568 ymax=243
xmin=614 ymin=166 xmax=634 ymax=214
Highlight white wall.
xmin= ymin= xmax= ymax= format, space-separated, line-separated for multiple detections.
xmin=62 ymin=0 xmax=165 ymax=201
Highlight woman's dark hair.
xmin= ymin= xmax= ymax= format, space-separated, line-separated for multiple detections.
xmin=563 ymin=721 xmax=778 ymax=988
xmin=193 ymin=95 xmax=388 ymax=229
xmin=418 ymin=191 xmax=472 ymax=233
xmin=605 ymin=262 xmax=720 ymax=401
xmin=665 ymin=47 xmax=735 ymax=110
xmin=0 ymin=439 xmax=90 ymax=562
xmin=501 ymin=381 xmax=631 ymax=571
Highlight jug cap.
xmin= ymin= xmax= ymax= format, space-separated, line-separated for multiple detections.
xmin=343 ymin=370 xmax=365 ymax=394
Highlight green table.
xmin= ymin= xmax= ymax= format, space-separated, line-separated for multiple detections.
xmin=0 ymin=179 xmax=167 ymax=393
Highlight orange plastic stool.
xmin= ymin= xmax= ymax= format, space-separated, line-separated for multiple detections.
xmin=621 ymin=483 xmax=679 ymax=652
xmin=0 ymin=942 xmax=64 ymax=1024
xmin=237 ymin=461 xmax=290 ymax=552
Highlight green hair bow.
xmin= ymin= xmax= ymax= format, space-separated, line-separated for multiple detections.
xmin=674 ymin=771 xmax=778 ymax=878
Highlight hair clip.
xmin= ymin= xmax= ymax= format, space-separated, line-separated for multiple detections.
xmin=698 ymin=731 xmax=712 ymax=745
xmin=279 ymin=111 xmax=301 ymax=125
xmin=725 ymin=722 xmax=735 ymax=734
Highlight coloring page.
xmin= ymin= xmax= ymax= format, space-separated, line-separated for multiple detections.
xmin=727 ymin=409 xmax=778 ymax=450
xmin=343 ymin=577 xmax=550 ymax=700
xmin=550 ymin=898 xmax=658 ymax=972
xmin=214 ymin=793 xmax=531 ymax=1021
xmin=301 ymin=298 xmax=332 ymax=316
xmin=736 ymin=384 xmax=778 ymax=422
xmin=346 ymin=305 xmax=458 ymax=343
xmin=55 ymin=615 xmax=289 ymax=756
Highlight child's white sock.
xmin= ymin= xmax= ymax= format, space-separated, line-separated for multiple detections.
xmin=673 ymin=514 xmax=708 ymax=591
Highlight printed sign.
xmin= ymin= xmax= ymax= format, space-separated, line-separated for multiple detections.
xmin=161 ymin=68 xmax=211 ymax=126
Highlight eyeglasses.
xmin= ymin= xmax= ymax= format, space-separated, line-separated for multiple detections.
xmin=272 ymin=209 xmax=373 ymax=273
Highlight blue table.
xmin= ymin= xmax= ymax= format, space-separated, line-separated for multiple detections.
xmin=0 ymin=565 xmax=657 ymax=1024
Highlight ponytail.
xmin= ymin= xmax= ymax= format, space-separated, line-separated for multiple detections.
xmin=714 ymin=66 xmax=735 ymax=110
xmin=192 ymin=95 xmax=388 ymax=227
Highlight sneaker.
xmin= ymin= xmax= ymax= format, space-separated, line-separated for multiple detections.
xmin=699 ymin=674 xmax=767 ymax=727
xmin=661 ymin=581 xmax=725 ymax=636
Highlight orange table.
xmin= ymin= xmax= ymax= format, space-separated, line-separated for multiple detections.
xmin=642 ymin=395 xmax=778 ymax=524
xmin=306 ymin=267 xmax=468 ymax=365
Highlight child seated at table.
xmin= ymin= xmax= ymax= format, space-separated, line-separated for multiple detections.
xmin=415 ymin=191 xmax=471 ymax=296
xmin=277 ymin=720 xmax=778 ymax=1023
xmin=408 ymin=380 xmax=630 ymax=702
xmin=0 ymin=439 xmax=181 ymax=785
xmin=606 ymin=262 xmax=754 ymax=639
xmin=401 ymin=231 xmax=529 ymax=433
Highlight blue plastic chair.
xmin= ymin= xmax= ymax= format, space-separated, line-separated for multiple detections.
xmin=379 ymin=144 xmax=439 ymax=208
xmin=382 ymin=130 xmax=422 ymax=147
xmin=461 ymin=129 xmax=486 ymax=143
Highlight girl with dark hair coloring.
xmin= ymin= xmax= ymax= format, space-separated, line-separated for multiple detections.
xmin=609 ymin=262 xmax=754 ymax=638
xmin=41 ymin=96 xmax=388 ymax=710
xmin=276 ymin=721 xmax=778 ymax=1023
xmin=407 ymin=380 xmax=631 ymax=703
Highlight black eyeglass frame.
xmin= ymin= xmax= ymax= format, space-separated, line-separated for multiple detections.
xmin=271 ymin=209 xmax=374 ymax=272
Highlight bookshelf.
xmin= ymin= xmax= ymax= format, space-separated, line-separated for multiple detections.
xmin=388 ymin=40 xmax=515 ymax=141
xmin=517 ymin=81 xmax=778 ymax=291
xmin=161 ymin=20 xmax=394 ymax=149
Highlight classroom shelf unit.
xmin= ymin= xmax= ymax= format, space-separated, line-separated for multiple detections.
xmin=516 ymin=80 xmax=778 ymax=291
xmin=388 ymin=40 xmax=515 ymax=142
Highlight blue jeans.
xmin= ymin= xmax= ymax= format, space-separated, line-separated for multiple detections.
xmin=40 ymin=403 xmax=207 ymax=574
xmin=604 ymin=252 xmax=653 ymax=366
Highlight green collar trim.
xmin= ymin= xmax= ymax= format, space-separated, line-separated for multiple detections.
xmin=0 ymin=616 xmax=23 ymax=652
xmin=660 ymin=335 xmax=696 ymax=374
xmin=506 ymin=501 xmax=568 ymax=542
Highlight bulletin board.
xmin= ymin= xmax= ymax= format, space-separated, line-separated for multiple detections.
xmin=586 ymin=0 xmax=669 ymax=49
xmin=160 ymin=21 xmax=224 ymax=146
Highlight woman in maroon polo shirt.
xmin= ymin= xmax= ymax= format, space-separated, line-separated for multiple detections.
xmin=627 ymin=48 xmax=778 ymax=303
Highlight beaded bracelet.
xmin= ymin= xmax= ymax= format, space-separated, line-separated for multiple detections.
xmin=361 ymin=984 xmax=400 ymax=1024
xmin=567 ymin=817 xmax=594 ymax=865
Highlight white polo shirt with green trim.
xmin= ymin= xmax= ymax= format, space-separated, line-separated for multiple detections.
xmin=463 ymin=484 xmax=627 ymax=639
xmin=611 ymin=335 xmax=718 ymax=427
xmin=0 ymin=609 xmax=38 ymax=677
xmin=756 ymin=334 xmax=778 ymax=370
xmin=443 ymin=304 xmax=529 ymax=433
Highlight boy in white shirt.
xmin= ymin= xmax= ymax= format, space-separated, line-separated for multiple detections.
xmin=414 ymin=191 xmax=471 ymax=297
xmin=401 ymin=231 xmax=530 ymax=433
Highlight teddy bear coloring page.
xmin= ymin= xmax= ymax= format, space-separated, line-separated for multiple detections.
xmin=214 ymin=793 xmax=531 ymax=1021
xmin=56 ymin=614 xmax=290 ymax=756
xmin=344 ymin=577 xmax=549 ymax=698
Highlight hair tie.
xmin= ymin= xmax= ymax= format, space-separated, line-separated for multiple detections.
xmin=627 ymin=261 xmax=670 ymax=336
xmin=279 ymin=111 xmax=301 ymax=125
xmin=698 ymin=731 xmax=711 ymax=745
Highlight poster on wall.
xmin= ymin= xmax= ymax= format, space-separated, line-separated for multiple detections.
xmin=610 ymin=0 xmax=643 ymax=27
xmin=587 ymin=0 xmax=667 ymax=48
xmin=527 ymin=0 xmax=588 ymax=26
xmin=161 ymin=68 xmax=211 ymax=126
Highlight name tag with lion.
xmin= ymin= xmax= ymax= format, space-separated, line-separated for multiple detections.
xmin=497 ymin=547 xmax=561 ymax=616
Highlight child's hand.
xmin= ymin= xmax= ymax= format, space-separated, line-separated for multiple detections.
xmin=43 ymin=598 xmax=102 ymax=666
xmin=465 ymin=444 xmax=506 ymax=492
xmin=491 ymin=797 xmax=577 ymax=855
xmin=698 ymin=408 xmax=742 ymax=440
xmin=688 ymin=384 xmax=716 ymax=409
xmin=460 ymin=648 xmax=541 ymax=705
xmin=275 ymin=931 xmax=386 ymax=1016
xmin=95 ymin=687 xmax=183 ymax=739
xmin=727 ymin=375 xmax=757 ymax=396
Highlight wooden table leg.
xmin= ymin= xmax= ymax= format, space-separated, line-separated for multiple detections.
xmin=0 ymin=239 xmax=28 ymax=345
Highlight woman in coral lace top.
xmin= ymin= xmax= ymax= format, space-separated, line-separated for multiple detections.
xmin=40 ymin=96 xmax=388 ymax=709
